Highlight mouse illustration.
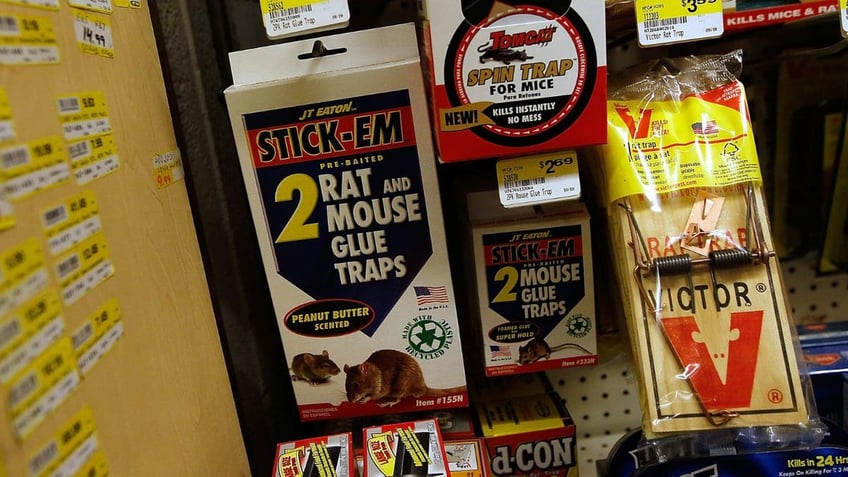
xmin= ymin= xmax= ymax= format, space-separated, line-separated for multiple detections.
xmin=291 ymin=350 xmax=341 ymax=385
xmin=478 ymin=44 xmax=533 ymax=65
xmin=343 ymin=349 xmax=467 ymax=407
xmin=518 ymin=337 xmax=592 ymax=365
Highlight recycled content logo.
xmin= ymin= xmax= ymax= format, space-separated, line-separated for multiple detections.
xmin=566 ymin=314 xmax=591 ymax=338
xmin=403 ymin=315 xmax=453 ymax=360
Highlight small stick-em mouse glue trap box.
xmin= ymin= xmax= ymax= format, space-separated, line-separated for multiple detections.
xmin=419 ymin=0 xmax=607 ymax=162
xmin=363 ymin=418 xmax=451 ymax=477
xmin=467 ymin=191 xmax=596 ymax=376
xmin=272 ymin=432 xmax=355 ymax=477
xmin=224 ymin=23 xmax=467 ymax=422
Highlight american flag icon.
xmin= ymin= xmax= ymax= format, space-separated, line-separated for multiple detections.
xmin=414 ymin=286 xmax=449 ymax=306
xmin=489 ymin=345 xmax=511 ymax=359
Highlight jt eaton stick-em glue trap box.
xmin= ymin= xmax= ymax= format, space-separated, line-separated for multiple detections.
xmin=225 ymin=23 xmax=467 ymax=422
xmin=419 ymin=0 xmax=607 ymax=162
xmin=272 ymin=432 xmax=355 ymax=477
xmin=468 ymin=191 xmax=596 ymax=376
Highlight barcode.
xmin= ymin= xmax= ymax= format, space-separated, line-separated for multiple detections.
xmin=43 ymin=205 xmax=67 ymax=228
xmin=504 ymin=177 xmax=545 ymax=190
xmin=0 ymin=17 xmax=20 ymax=35
xmin=68 ymin=141 xmax=90 ymax=160
xmin=1 ymin=146 xmax=30 ymax=169
xmin=269 ymin=3 xmax=313 ymax=20
xmin=644 ymin=16 xmax=688 ymax=29
xmin=10 ymin=372 xmax=37 ymax=408
xmin=57 ymin=254 xmax=80 ymax=279
xmin=58 ymin=97 xmax=80 ymax=114
xmin=72 ymin=322 xmax=93 ymax=349
xmin=29 ymin=441 xmax=58 ymax=476
xmin=0 ymin=318 xmax=20 ymax=349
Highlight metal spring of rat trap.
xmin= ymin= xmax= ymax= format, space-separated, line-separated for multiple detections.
xmin=619 ymin=183 xmax=775 ymax=316
xmin=618 ymin=183 xmax=776 ymax=427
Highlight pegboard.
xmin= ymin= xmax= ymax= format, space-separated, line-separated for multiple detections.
xmin=782 ymin=257 xmax=848 ymax=324
xmin=546 ymin=335 xmax=642 ymax=477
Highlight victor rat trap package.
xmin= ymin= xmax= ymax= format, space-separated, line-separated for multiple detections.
xmin=593 ymin=51 xmax=823 ymax=444
xmin=224 ymin=23 xmax=468 ymax=422
xmin=418 ymin=0 xmax=607 ymax=162
xmin=466 ymin=190 xmax=596 ymax=376
xmin=363 ymin=418 xmax=450 ymax=477
xmin=272 ymin=432 xmax=355 ymax=477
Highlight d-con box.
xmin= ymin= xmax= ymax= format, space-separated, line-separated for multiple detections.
xmin=224 ymin=23 xmax=467 ymax=422
xmin=419 ymin=0 xmax=607 ymax=162
xmin=468 ymin=192 xmax=596 ymax=376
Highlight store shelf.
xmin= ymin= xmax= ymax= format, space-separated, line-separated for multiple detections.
xmin=547 ymin=334 xmax=642 ymax=477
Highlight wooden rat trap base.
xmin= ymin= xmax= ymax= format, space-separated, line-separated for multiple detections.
xmin=609 ymin=184 xmax=809 ymax=436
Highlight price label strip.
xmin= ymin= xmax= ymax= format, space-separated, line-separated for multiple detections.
xmin=260 ymin=0 xmax=350 ymax=40
xmin=71 ymin=298 xmax=122 ymax=374
xmin=635 ymin=0 xmax=723 ymax=47
xmin=0 ymin=88 xmax=16 ymax=144
xmin=72 ymin=10 xmax=114 ymax=58
xmin=0 ymin=14 xmax=60 ymax=65
xmin=57 ymin=92 xmax=112 ymax=141
xmin=0 ymin=290 xmax=65 ymax=384
xmin=28 ymin=406 xmax=105 ymax=477
xmin=0 ymin=239 xmax=50 ymax=318
xmin=42 ymin=190 xmax=102 ymax=256
xmin=69 ymin=0 xmax=112 ymax=14
xmin=8 ymin=337 xmax=81 ymax=439
xmin=0 ymin=0 xmax=59 ymax=9
xmin=54 ymin=232 xmax=114 ymax=306
xmin=497 ymin=150 xmax=581 ymax=208
xmin=72 ymin=451 xmax=109 ymax=477
xmin=152 ymin=149 xmax=184 ymax=189
xmin=0 ymin=136 xmax=71 ymax=200
xmin=68 ymin=134 xmax=120 ymax=185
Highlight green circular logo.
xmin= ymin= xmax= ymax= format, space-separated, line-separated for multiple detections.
xmin=403 ymin=316 xmax=453 ymax=360
xmin=566 ymin=314 xmax=591 ymax=338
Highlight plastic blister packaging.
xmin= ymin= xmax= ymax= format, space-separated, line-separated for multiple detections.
xmin=591 ymin=50 xmax=826 ymax=461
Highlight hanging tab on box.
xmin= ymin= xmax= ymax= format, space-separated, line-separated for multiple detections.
xmin=260 ymin=0 xmax=350 ymax=40
xmin=496 ymin=151 xmax=580 ymax=208
xmin=635 ymin=0 xmax=723 ymax=47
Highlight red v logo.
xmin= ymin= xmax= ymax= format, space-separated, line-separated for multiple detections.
xmin=614 ymin=106 xmax=653 ymax=139
xmin=660 ymin=310 xmax=764 ymax=411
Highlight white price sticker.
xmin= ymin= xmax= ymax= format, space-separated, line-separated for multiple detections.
xmin=635 ymin=0 xmax=723 ymax=47
xmin=261 ymin=0 xmax=350 ymax=40
xmin=497 ymin=151 xmax=581 ymax=208
xmin=73 ymin=11 xmax=114 ymax=58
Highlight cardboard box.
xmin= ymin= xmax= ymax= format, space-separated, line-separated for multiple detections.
xmin=419 ymin=0 xmax=607 ymax=162
xmin=445 ymin=439 xmax=491 ymax=477
xmin=363 ymin=418 xmax=451 ymax=477
xmin=476 ymin=392 xmax=578 ymax=477
xmin=272 ymin=432 xmax=355 ymax=477
xmin=468 ymin=192 xmax=596 ymax=376
xmin=224 ymin=23 xmax=467 ymax=422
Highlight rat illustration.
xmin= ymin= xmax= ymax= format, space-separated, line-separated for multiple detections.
xmin=343 ymin=349 xmax=467 ymax=407
xmin=478 ymin=43 xmax=533 ymax=65
xmin=291 ymin=350 xmax=341 ymax=385
xmin=518 ymin=337 xmax=592 ymax=365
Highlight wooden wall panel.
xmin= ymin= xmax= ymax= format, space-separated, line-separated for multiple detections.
xmin=0 ymin=2 xmax=249 ymax=475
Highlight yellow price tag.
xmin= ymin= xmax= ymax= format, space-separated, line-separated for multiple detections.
xmin=497 ymin=151 xmax=580 ymax=208
xmin=635 ymin=0 xmax=723 ymax=47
